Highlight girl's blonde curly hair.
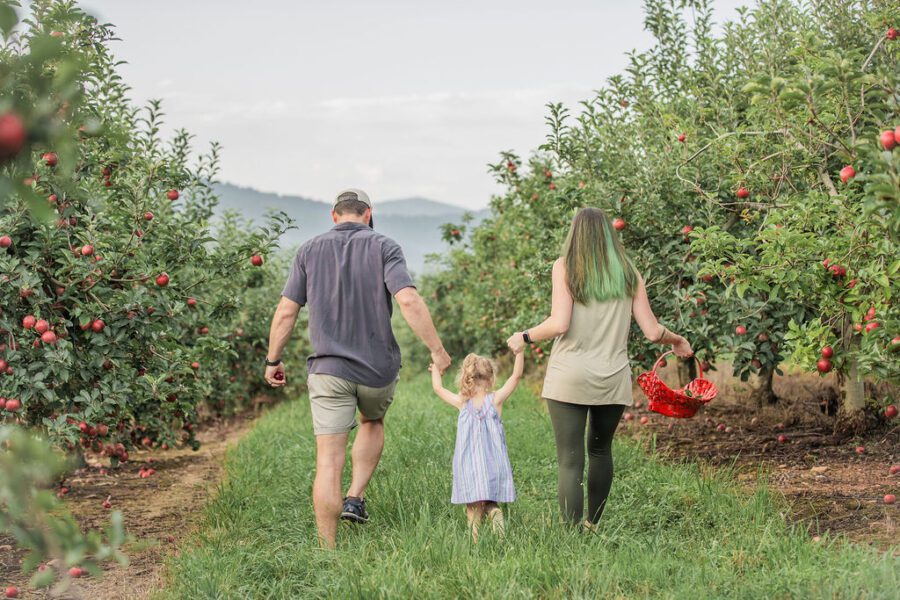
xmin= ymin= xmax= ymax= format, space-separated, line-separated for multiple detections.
xmin=456 ymin=353 xmax=497 ymax=399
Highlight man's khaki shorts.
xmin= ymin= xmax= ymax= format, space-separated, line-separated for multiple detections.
xmin=307 ymin=373 xmax=399 ymax=436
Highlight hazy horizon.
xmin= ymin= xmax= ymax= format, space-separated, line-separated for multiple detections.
xmin=71 ymin=0 xmax=748 ymax=209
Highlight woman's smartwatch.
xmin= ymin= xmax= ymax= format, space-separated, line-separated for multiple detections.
xmin=265 ymin=357 xmax=282 ymax=367
xmin=522 ymin=330 xmax=533 ymax=344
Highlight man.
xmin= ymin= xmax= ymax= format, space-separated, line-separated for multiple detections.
xmin=264 ymin=188 xmax=452 ymax=549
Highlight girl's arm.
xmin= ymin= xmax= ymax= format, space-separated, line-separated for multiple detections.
xmin=430 ymin=364 xmax=463 ymax=408
xmin=506 ymin=258 xmax=573 ymax=352
xmin=493 ymin=351 xmax=525 ymax=406
xmin=632 ymin=273 xmax=693 ymax=358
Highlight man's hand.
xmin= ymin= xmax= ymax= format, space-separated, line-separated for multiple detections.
xmin=265 ymin=363 xmax=286 ymax=387
xmin=506 ymin=332 xmax=527 ymax=355
xmin=431 ymin=348 xmax=451 ymax=374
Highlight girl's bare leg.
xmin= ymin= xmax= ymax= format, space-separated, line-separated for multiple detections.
xmin=466 ymin=502 xmax=485 ymax=543
xmin=484 ymin=502 xmax=505 ymax=536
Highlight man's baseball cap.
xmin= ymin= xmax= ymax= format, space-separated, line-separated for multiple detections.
xmin=333 ymin=188 xmax=374 ymax=228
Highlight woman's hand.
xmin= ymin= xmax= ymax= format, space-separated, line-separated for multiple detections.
xmin=506 ymin=332 xmax=527 ymax=354
xmin=671 ymin=336 xmax=693 ymax=358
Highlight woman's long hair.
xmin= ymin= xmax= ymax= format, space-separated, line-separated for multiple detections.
xmin=562 ymin=207 xmax=638 ymax=304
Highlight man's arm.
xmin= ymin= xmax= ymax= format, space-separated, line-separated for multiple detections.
xmin=395 ymin=287 xmax=451 ymax=374
xmin=265 ymin=296 xmax=302 ymax=387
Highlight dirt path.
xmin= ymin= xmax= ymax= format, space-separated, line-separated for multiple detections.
xmin=1 ymin=414 xmax=256 ymax=599
xmin=623 ymin=363 xmax=899 ymax=550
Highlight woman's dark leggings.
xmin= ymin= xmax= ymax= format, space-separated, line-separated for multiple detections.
xmin=546 ymin=399 xmax=625 ymax=525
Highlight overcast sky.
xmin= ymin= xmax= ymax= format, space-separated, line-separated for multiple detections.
xmin=74 ymin=0 xmax=748 ymax=209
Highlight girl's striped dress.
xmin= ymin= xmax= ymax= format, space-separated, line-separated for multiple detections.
xmin=451 ymin=393 xmax=516 ymax=504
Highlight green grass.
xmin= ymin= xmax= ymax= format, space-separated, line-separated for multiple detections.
xmin=161 ymin=377 xmax=898 ymax=599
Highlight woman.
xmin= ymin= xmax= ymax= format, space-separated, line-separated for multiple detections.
xmin=506 ymin=207 xmax=692 ymax=530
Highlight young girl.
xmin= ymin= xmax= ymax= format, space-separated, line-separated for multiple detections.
xmin=430 ymin=351 xmax=525 ymax=541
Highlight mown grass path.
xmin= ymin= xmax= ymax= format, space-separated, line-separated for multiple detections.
xmin=161 ymin=377 xmax=898 ymax=599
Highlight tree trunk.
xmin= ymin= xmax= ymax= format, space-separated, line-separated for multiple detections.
xmin=834 ymin=357 xmax=867 ymax=436
xmin=674 ymin=357 xmax=696 ymax=387
xmin=747 ymin=368 xmax=777 ymax=408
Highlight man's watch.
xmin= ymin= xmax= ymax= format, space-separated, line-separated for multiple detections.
xmin=522 ymin=330 xmax=533 ymax=344
xmin=265 ymin=357 xmax=282 ymax=367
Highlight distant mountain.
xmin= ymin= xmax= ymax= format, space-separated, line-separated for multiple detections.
xmin=211 ymin=182 xmax=488 ymax=274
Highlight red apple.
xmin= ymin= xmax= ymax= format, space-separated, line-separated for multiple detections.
xmin=274 ymin=371 xmax=285 ymax=381
xmin=640 ymin=416 xmax=649 ymax=425
xmin=102 ymin=499 xmax=112 ymax=509
xmin=716 ymin=423 xmax=726 ymax=432
xmin=885 ymin=494 xmax=896 ymax=505
xmin=42 ymin=152 xmax=58 ymax=167
xmin=96 ymin=423 xmax=109 ymax=436
xmin=35 ymin=319 xmax=49 ymax=334
xmin=4 ymin=398 xmax=20 ymax=411
xmin=681 ymin=225 xmax=693 ymax=235
xmin=155 ymin=273 xmax=169 ymax=287
xmin=81 ymin=244 xmax=94 ymax=256
xmin=187 ymin=297 xmax=197 ymax=307
xmin=167 ymin=189 xmax=180 ymax=201
xmin=821 ymin=346 xmax=833 ymax=359
xmin=144 ymin=211 xmax=154 ymax=221
xmin=839 ymin=165 xmax=856 ymax=184
xmin=751 ymin=358 xmax=763 ymax=369
xmin=623 ymin=412 xmax=634 ymax=422
xmin=0 ymin=235 xmax=11 ymax=248
xmin=885 ymin=404 xmax=898 ymax=419
xmin=864 ymin=306 xmax=876 ymax=321
xmin=612 ymin=218 xmax=626 ymax=231
xmin=855 ymin=446 xmax=865 ymax=454
xmin=865 ymin=321 xmax=879 ymax=333
xmin=890 ymin=465 xmax=900 ymax=475
xmin=68 ymin=567 xmax=83 ymax=578
xmin=888 ymin=27 xmax=898 ymax=40
xmin=41 ymin=331 xmax=57 ymax=345
xmin=191 ymin=361 xmax=200 ymax=370
xmin=736 ymin=187 xmax=750 ymax=199
xmin=0 ymin=112 xmax=27 ymax=161
xmin=5 ymin=586 xmax=18 ymax=598
xmin=92 ymin=319 xmax=105 ymax=333
xmin=777 ymin=434 xmax=788 ymax=443
xmin=22 ymin=315 xmax=36 ymax=330
xmin=816 ymin=358 xmax=832 ymax=373
xmin=854 ymin=323 xmax=863 ymax=333
xmin=881 ymin=130 xmax=897 ymax=150
xmin=677 ymin=133 xmax=686 ymax=142
xmin=735 ymin=325 xmax=747 ymax=335
xmin=251 ymin=255 xmax=263 ymax=267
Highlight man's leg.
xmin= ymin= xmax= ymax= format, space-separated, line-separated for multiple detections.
xmin=313 ymin=432 xmax=349 ymax=549
xmin=346 ymin=379 xmax=398 ymax=501
xmin=347 ymin=416 xmax=384 ymax=498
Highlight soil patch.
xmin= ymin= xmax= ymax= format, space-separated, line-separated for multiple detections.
xmin=1 ymin=414 xmax=256 ymax=599
xmin=623 ymin=362 xmax=899 ymax=550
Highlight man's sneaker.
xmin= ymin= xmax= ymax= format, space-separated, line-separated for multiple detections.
xmin=341 ymin=496 xmax=369 ymax=524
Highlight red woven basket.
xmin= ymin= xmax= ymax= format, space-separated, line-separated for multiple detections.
xmin=636 ymin=351 xmax=718 ymax=418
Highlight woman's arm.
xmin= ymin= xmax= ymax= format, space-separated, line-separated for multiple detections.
xmin=430 ymin=364 xmax=463 ymax=408
xmin=632 ymin=273 xmax=693 ymax=357
xmin=493 ymin=352 xmax=525 ymax=406
xmin=506 ymin=258 xmax=574 ymax=353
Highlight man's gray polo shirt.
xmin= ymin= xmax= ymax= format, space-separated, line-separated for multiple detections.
xmin=281 ymin=221 xmax=415 ymax=387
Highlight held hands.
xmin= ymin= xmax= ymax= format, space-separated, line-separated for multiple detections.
xmin=672 ymin=336 xmax=693 ymax=358
xmin=431 ymin=348 xmax=452 ymax=375
xmin=506 ymin=332 xmax=527 ymax=354
xmin=265 ymin=364 xmax=286 ymax=388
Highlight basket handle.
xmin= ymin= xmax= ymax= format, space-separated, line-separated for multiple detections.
xmin=650 ymin=351 xmax=706 ymax=380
